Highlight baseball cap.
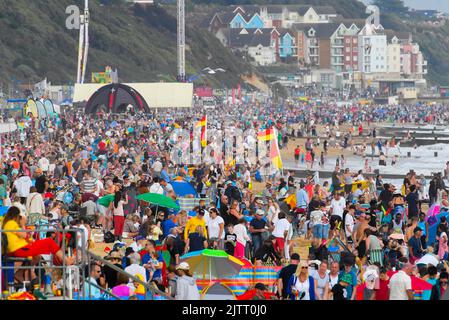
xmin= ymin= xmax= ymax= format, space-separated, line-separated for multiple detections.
xmin=414 ymin=227 xmax=423 ymax=233
xmin=256 ymin=209 xmax=265 ymax=216
xmin=176 ymin=262 xmax=190 ymax=271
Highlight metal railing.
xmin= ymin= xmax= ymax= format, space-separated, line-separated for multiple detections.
xmin=0 ymin=226 xmax=87 ymax=300
xmin=1 ymin=225 xmax=173 ymax=300
xmin=86 ymin=251 xmax=173 ymax=300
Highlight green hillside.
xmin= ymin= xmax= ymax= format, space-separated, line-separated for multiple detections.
xmin=1 ymin=0 xmax=449 ymax=88
xmin=0 ymin=0 xmax=254 ymax=87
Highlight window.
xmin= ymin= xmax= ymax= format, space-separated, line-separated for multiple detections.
xmin=346 ymin=47 xmax=350 ymax=53
xmin=346 ymin=38 xmax=350 ymax=44
xmin=353 ymin=56 xmax=357 ymax=61
xmin=353 ymin=38 xmax=357 ymax=44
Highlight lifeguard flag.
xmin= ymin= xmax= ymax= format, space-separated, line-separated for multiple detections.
xmin=195 ymin=116 xmax=207 ymax=147
xmin=270 ymin=136 xmax=283 ymax=170
xmin=257 ymin=128 xmax=275 ymax=141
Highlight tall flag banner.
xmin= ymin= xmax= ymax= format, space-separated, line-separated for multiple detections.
xmin=195 ymin=115 xmax=207 ymax=148
xmin=257 ymin=129 xmax=275 ymax=142
xmin=270 ymin=128 xmax=283 ymax=170
xmin=232 ymin=88 xmax=236 ymax=104
xmin=258 ymin=128 xmax=283 ymax=170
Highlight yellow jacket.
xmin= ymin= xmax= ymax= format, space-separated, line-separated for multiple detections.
xmin=184 ymin=216 xmax=207 ymax=241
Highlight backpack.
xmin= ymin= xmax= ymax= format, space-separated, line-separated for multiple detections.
xmin=104 ymin=231 xmax=115 ymax=243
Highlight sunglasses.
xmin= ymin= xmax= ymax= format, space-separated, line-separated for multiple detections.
xmin=441 ymin=281 xmax=448 ymax=284
xmin=301 ymin=267 xmax=308 ymax=269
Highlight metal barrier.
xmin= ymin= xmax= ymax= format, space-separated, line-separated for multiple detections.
xmin=0 ymin=226 xmax=87 ymax=300
xmin=85 ymin=251 xmax=173 ymax=300
xmin=0 ymin=225 xmax=173 ymax=300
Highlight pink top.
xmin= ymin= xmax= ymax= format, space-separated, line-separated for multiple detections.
xmin=112 ymin=285 xmax=131 ymax=297
xmin=438 ymin=232 xmax=448 ymax=260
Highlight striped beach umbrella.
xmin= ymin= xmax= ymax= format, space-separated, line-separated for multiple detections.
xmin=180 ymin=249 xmax=244 ymax=280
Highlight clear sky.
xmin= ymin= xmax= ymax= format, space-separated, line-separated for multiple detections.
xmin=360 ymin=0 xmax=449 ymax=13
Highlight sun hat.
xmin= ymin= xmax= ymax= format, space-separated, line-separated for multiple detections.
xmin=176 ymin=262 xmax=190 ymax=271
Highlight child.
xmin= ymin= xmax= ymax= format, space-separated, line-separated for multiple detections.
xmin=331 ymin=274 xmax=352 ymax=300
xmin=143 ymin=250 xmax=162 ymax=281
xmin=438 ymin=231 xmax=449 ymax=261
xmin=224 ymin=224 xmax=237 ymax=256
xmin=51 ymin=269 xmax=64 ymax=296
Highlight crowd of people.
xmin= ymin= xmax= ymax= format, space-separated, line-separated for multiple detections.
xmin=1 ymin=102 xmax=449 ymax=300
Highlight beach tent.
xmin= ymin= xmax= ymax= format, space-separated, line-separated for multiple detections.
xmin=35 ymin=100 xmax=47 ymax=118
xmin=85 ymin=83 xmax=150 ymax=114
xmin=53 ymin=104 xmax=61 ymax=114
xmin=44 ymin=99 xmax=55 ymax=116
xmin=201 ymin=282 xmax=236 ymax=300
xmin=24 ymin=99 xmax=38 ymax=117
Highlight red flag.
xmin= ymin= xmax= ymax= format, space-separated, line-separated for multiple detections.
xmin=232 ymin=88 xmax=235 ymax=104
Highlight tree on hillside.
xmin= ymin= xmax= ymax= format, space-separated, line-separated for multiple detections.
xmin=372 ymin=0 xmax=408 ymax=15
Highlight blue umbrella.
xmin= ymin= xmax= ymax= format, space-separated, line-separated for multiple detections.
xmin=171 ymin=181 xmax=198 ymax=197
xmin=111 ymin=121 xmax=118 ymax=128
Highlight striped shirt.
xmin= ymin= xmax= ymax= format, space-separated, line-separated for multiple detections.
xmin=82 ymin=178 xmax=97 ymax=193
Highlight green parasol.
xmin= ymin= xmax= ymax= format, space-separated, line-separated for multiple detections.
xmin=98 ymin=194 xmax=114 ymax=207
xmin=136 ymin=193 xmax=180 ymax=210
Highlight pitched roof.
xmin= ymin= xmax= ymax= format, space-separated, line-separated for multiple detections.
xmin=298 ymin=6 xmax=313 ymax=16
xmin=384 ymin=29 xmax=412 ymax=43
xmin=249 ymin=34 xmax=271 ymax=47
xmin=212 ymin=11 xmax=235 ymax=25
xmin=228 ymin=28 xmax=273 ymax=48
xmin=292 ymin=23 xmax=341 ymax=39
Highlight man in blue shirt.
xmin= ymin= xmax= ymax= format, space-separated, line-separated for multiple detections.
xmin=162 ymin=212 xmax=178 ymax=239
xmin=83 ymin=263 xmax=103 ymax=299
xmin=409 ymin=227 xmax=425 ymax=260
xmin=295 ymin=181 xmax=309 ymax=209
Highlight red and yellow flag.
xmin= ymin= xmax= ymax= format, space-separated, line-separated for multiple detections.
xmin=195 ymin=115 xmax=207 ymax=147
xmin=257 ymin=128 xmax=275 ymax=141
xmin=270 ymin=135 xmax=283 ymax=170
xmin=258 ymin=128 xmax=283 ymax=170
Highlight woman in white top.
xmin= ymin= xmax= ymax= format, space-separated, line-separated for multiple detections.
xmin=287 ymin=261 xmax=318 ymax=300
xmin=233 ymin=218 xmax=250 ymax=259
xmin=110 ymin=190 xmax=128 ymax=241
xmin=267 ymin=198 xmax=280 ymax=228
xmin=312 ymin=261 xmax=330 ymax=300
xmin=207 ymin=208 xmax=225 ymax=249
